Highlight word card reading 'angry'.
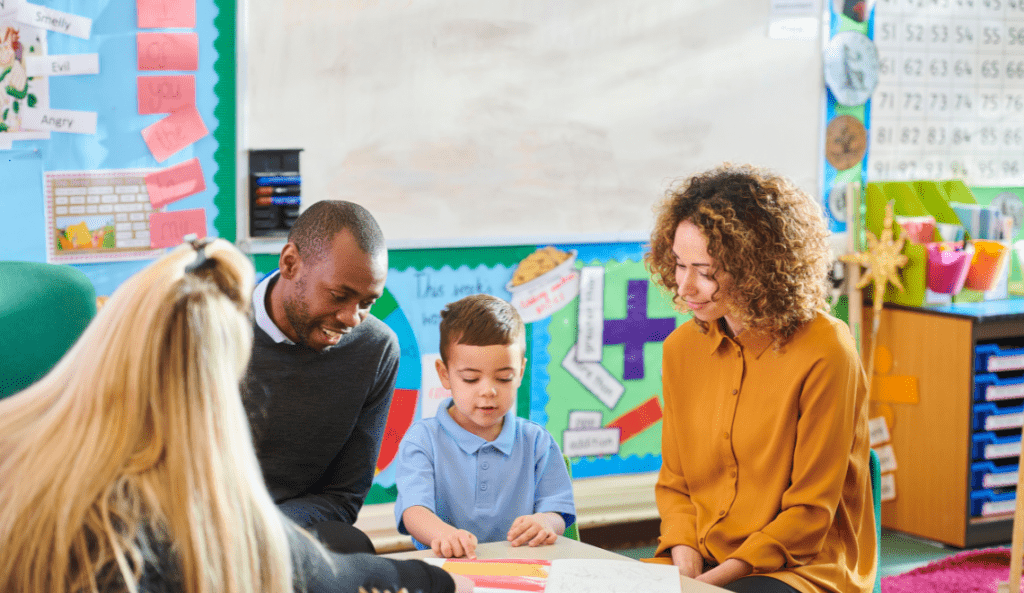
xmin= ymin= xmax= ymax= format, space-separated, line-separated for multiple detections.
xmin=141 ymin=107 xmax=208 ymax=163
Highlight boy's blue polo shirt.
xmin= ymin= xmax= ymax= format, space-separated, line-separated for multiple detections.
xmin=394 ymin=398 xmax=576 ymax=549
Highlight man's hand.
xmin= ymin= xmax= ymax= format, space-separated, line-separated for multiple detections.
xmin=507 ymin=513 xmax=562 ymax=547
xmin=430 ymin=529 xmax=478 ymax=559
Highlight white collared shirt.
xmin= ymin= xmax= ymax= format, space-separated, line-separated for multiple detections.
xmin=253 ymin=270 xmax=294 ymax=345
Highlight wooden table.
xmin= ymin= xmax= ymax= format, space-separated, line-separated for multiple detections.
xmin=384 ymin=536 xmax=726 ymax=591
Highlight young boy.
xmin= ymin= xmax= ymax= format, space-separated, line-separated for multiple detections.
xmin=394 ymin=294 xmax=576 ymax=559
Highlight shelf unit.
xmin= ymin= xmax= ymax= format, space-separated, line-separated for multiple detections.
xmin=865 ymin=298 xmax=1024 ymax=547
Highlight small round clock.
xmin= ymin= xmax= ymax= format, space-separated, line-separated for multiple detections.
xmin=824 ymin=31 xmax=880 ymax=107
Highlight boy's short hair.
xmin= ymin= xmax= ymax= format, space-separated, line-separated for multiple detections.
xmin=439 ymin=294 xmax=525 ymax=364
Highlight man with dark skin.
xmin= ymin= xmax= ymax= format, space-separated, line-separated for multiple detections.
xmin=243 ymin=200 xmax=397 ymax=554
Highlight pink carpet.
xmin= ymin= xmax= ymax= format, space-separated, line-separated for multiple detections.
xmin=882 ymin=548 xmax=1020 ymax=593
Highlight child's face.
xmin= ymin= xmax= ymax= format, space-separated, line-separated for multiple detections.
xmin=436 ymin=341 xmax=525 ymax=441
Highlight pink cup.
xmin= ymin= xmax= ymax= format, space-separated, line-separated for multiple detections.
xmin=964 ymin=240 xmax=1009 ymax=292
xmin=896 ymin=216 xmax=937 ymax=244
xmin=926 ymin=242 xmax=972 ymax=294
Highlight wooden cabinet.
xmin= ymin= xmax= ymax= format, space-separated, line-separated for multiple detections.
xmin=864 ymin=299 xmax=1024 ymax=547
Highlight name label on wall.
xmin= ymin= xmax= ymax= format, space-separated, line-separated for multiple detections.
xmin=25 ymin=54 xmax=99 ymax=77
xmin=22 ymin=107 xmax=97 ymax=135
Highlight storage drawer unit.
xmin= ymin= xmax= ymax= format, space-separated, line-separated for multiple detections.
xmin=864 ymin=299 xmax=1024 ymax=548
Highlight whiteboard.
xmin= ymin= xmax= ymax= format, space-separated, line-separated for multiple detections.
xmin=243 ymin=1 xmax=823 ymax=244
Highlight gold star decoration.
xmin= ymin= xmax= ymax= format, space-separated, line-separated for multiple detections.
xmin=840 ymin=200 xmax=909 ymax=313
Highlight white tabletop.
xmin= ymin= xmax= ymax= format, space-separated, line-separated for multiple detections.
xmin=383 ymin=535 xmax=632 ymax=562
xmin=383 ymin=536 xmax=727 ymax=592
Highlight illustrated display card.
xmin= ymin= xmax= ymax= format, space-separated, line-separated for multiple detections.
xmin=44 ymin=169 xmax=165 ymax=264
xmin=0 ymin=13 xmax=49 ymax=142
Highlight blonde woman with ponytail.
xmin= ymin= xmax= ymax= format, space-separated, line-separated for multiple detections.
xmin=0 ymin=239 xmax=469 ymax=593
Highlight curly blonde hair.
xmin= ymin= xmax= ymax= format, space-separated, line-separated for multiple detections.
xmin=645 ymin=164 xmax=831 ymax=345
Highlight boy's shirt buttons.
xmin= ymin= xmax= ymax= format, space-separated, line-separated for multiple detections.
xmin=480 ymin=483 xmax=488 ymax=491
xmin=481 ymin=462 xmax=489 ymax=469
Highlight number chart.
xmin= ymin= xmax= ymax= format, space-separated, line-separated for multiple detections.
xmin=870 ymin=0 xmax=1024 ymax=184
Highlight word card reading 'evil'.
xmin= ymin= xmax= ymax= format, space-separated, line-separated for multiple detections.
xmin=141 ymin=107 xmax=208 ymax=163
xmin=137 ymin=32 xmax=198 ymax=71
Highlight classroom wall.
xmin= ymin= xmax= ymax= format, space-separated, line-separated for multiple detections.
xmin=244 ymin=0 xmax=824 ymax=243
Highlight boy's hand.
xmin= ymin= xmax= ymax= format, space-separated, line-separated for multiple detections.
xmin=507 ymin=513 xmax=559 ymax=547
xmin=431 ymin=529 xmax=478 ymax=559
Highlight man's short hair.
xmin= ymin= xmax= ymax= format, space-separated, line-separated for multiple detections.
xmin=288 ymin=201 xmax=385 ymax=263
xmin=439 ymin=294 xmax=525 ymax=364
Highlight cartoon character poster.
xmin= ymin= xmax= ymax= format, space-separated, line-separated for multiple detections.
xmin=0 ymin=15 xmax=48 ymax=141
xmin=367 ymin=241 xmax=689 ymax=502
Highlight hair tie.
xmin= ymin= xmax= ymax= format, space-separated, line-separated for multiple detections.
xmin=184 ymin=234 xmax=216 ymax=274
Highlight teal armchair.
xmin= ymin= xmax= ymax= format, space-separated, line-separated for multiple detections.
xmin=0 ymin=261 xmax=96 ymax=399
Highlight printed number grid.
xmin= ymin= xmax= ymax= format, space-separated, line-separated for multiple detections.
xmin=870 ymin=0 xmax=1024 ymax=184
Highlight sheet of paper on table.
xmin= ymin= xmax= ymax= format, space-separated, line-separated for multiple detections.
xmin=424 ymin=557 xmax=681 ymax=593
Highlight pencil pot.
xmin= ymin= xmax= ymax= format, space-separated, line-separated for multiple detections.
xmin=926 ymin=242 xmax=972 ymax=294
xmin=964 ymin=240 xmax=1009 ymax=292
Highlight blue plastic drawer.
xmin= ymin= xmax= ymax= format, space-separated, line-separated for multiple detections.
xmin=973 ymin=432 xmax=1022 ymax=461
xmin=971 ymin=489 xmax=1017 ymax=517
xmin=973 ymin=401 xmax=1024 ymax=432
xmin=976 ymin=344 xmax=1024 ymax=373
xmin=974 ymin=373 xmax=1024 ymax=402
xmin=972 ymin=461 xmax=1019 ymax=490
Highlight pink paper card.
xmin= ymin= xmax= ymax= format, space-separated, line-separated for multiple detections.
xmin=141 ymin=107 xmax=209 ymax=163
xmin=137 ymin=0 xmax=197 ymax=29
xmin=145 ymin=158 xmax=205 ymax=208
xmin=137 ymin=33 xmax=199 ymax=71
xmin=149 ymin=209 xmax=207 ymax=249
xmin=138 ymin=75 xmax=196 ymax=114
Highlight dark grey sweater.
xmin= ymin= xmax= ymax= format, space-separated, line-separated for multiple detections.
xmin=126 ymin=522 xmax=454 ymax=593
xmin=242 ymin=312 xmax=399 ymax=526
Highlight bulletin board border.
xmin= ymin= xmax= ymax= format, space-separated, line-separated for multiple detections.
xmin=212 ymin=0 xmax=236 ymax=241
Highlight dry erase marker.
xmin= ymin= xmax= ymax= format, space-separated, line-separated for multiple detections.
xmin=256 ymin=185 xmax=300 ymax=196
xmin=255 ymin=175 xmax=300 ymax=186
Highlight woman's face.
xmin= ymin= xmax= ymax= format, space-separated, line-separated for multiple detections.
xmin=672 ymin=220 xmax=743 ymax=336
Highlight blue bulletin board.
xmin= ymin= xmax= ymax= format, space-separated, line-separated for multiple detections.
xmin=0 ymin=0 xmax=234 ymax=297
xmin=256 ymin=239 xmax=692 ymax=504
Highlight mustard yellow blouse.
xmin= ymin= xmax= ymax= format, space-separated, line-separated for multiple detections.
xmin=655 ymin=313 xmax=876 ymax=593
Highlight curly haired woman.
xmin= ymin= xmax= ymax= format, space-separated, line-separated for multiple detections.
xmin=645 ymin=164 xmax=876 ymax=593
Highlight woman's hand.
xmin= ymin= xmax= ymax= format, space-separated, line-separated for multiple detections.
xmin=696 ymin=558 xmax=753 ymax=587
xmin=670 ymin=545 xmax=704 ymax=579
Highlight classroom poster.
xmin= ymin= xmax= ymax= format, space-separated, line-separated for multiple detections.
xmin=0 ymin=13 xmax=49 ymax=142
xmin=366 ymin=241 xmax=689 ymax=499
xmin=43 ymin=168 xmax=165 ymax=263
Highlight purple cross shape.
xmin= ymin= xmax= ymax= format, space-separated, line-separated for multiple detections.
xmin=603 ymin=280 xmax=676 ymax=380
